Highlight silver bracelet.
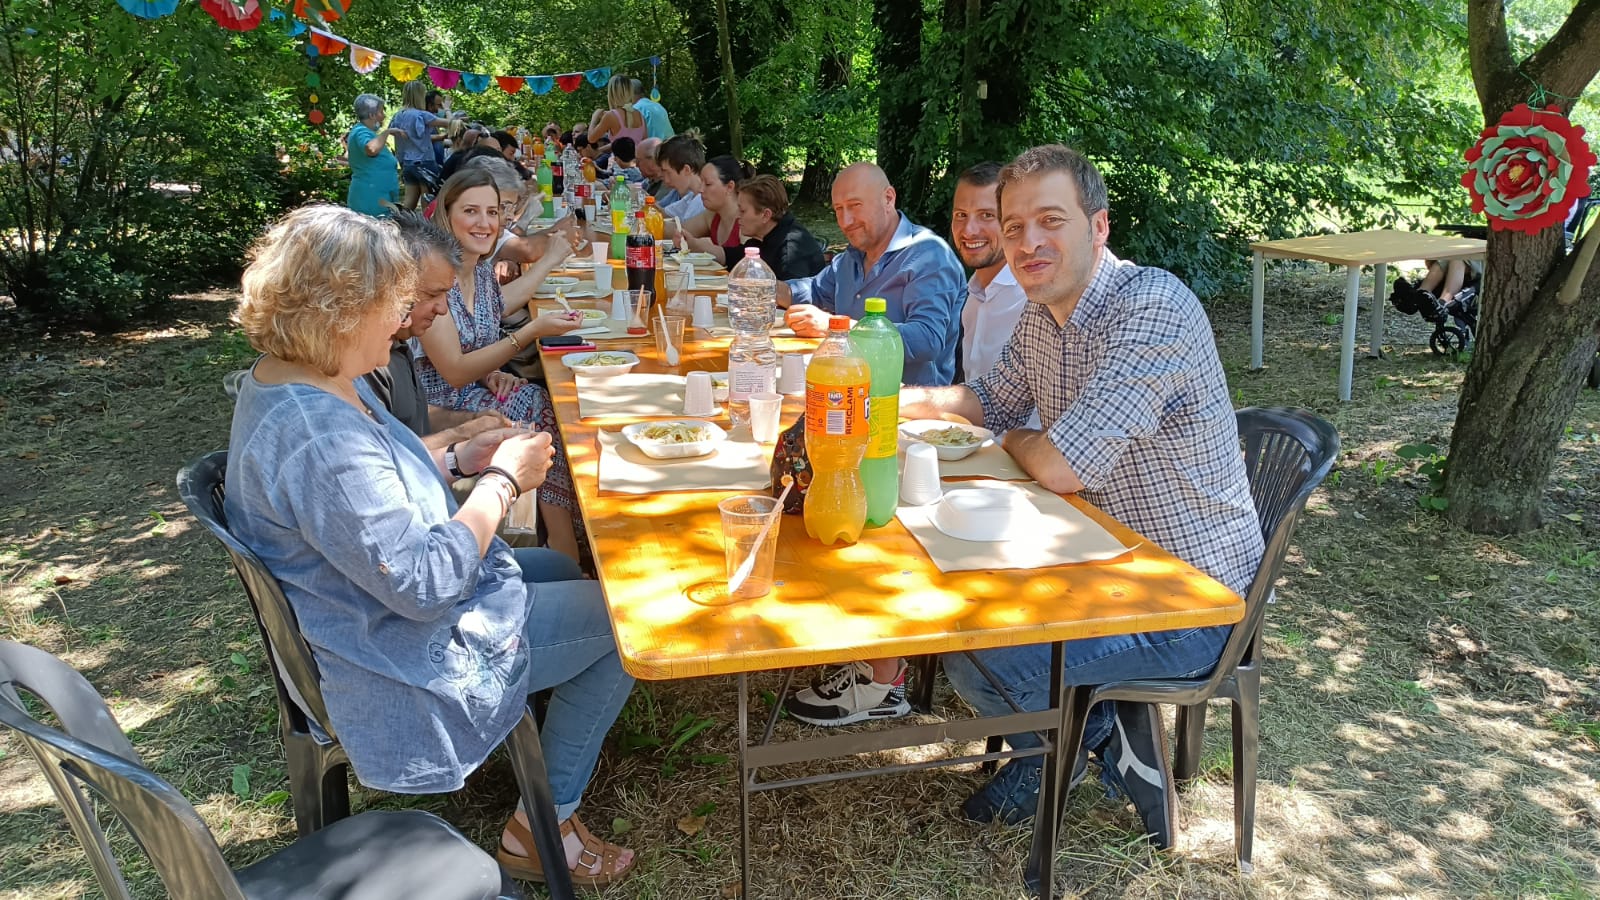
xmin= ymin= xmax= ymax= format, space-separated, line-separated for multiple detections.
xmin=477 ymin=472 xmax=515 ymax=518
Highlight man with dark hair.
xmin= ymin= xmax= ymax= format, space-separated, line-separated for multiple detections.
xmin=897 ymin=145 xmax=1263 ymax=847
xmin=365 ymin=212 xmax=509 ymax=442
xmin=952 ymin=161 xmax=1029 ymax=387
xmin=490 ymin=129 xmax=532 ymax=180
xmin=609 ymin=136 xmax=643 ymax=183
xmin=424 ymin=91 xmax=447 ymax=166
xmin=440 ymin=143 xmax=505 ymax=185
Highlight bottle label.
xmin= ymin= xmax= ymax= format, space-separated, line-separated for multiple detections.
xmin=806 ymin=380 xmax=868 ymax=437
xmin=866 ymin=394 xmax=899 ymax=458
xmin=626 ymin=243 xmax=653 ymax=269
xmin=729 ymin=361 xmax=774 ymax=401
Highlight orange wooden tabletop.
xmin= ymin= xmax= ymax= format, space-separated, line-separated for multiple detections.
xmin=543 ymin=325 xmax=1246 ymax=681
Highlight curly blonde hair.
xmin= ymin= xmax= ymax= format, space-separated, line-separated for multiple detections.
xmin=236 ymin=205 xmax=418 ymax=377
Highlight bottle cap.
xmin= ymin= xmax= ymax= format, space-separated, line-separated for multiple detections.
xmin=863 ymin=297 xmax=886 ymax=314
xmin=645 ymin=196 xmax=656 ymax=206
xmin=745 ymin=247 xmax=760 ymax=258
xmin=828 ymin=315 xmax=851 ymax=331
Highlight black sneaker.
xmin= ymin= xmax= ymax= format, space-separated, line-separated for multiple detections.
xmin=961 ymin=748 xmax=1088 ymax=826
xmin=784 ymin=661 xmax=911 ymax=727
xmin=1101 ymin=701 xmax=1177 ymax=849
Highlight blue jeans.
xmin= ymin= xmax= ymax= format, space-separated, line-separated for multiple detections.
xmin=942 ymin=625 xmax=1230 ymax=760
xmin=511 ymin=548 xmax=634 ymax=820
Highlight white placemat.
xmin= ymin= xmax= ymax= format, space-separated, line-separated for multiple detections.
xmin=895 ymin=480 xmax=1133 ymax=573
xmin=575 ymin=373 xmax=727 ymax=420
xmin=597 ymin=428 xmax=772 ymax=494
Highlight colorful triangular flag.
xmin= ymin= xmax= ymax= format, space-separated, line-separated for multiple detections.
xmin=350 ymin=44 xmax=383 ymax=74
xmin=389 ymin=56 xmax=425 ymax=83
xmin=427 ymin=66 xmax=461 ymax=90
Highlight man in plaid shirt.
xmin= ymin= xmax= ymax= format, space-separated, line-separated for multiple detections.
xmin=901 ymin=144 xmax=1263 ymax=845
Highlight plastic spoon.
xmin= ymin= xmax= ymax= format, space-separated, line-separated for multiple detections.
xmin=727 ymin=476 xmax=792 ymax=596
xmin=659 ymin=304 xmax=679 ymax=365
xmin=553 ymin=288 xmax=573 ymax=313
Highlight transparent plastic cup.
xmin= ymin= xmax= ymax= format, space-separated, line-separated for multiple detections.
xmin=719 ymin=495 xmax=781 ymax=600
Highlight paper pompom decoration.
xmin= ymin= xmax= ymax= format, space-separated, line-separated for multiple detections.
xmin=1462 ymin=104 xmax=1596 ymax=234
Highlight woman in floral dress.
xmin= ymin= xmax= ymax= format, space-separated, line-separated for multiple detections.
xmin=416 ymin=168 xmax=587 ymax=561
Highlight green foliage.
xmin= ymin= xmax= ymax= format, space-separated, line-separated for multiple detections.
xmin=0 ymin=0 xmax=323 ymax=327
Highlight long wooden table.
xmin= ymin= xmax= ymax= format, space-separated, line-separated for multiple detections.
xmin=540 ymin=309 xmax=1246 ymax=897
xmin=1248 ymin=229 xmax=1485 ymax=401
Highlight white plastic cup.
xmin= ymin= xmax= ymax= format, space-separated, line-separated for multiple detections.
xmin=592 ymin=241 xmax=609 ymax=270
xmin=900 ymin=442 xmax=943 ymax=506
xmin=778 ymin=353 xmax=806 ymax=395
xmin=610 ymin=289 xmax=630 ymax=321
xmin=684 ymin=371 xmax=716 ymax=417
xmin=749 ymin=392 xmax=783 ymax=444
xmin=692 ymin=294 xmax=716 ymax=328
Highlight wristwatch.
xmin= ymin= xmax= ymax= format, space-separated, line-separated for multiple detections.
xmin=445 ymin=443 xmax=468 ymax=479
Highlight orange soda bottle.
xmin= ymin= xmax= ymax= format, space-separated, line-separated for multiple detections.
xmin=804 ymin=316 xmax=870 ymax=545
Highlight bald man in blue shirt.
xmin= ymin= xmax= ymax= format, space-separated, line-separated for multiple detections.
xmin=780 ymin=163 xmax=966 ymax=385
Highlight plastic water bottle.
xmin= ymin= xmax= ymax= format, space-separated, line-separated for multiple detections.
xmin=851 ymin=298 xmax=904 ymax=527
xmin=804 ymin=317 xmax=870 ymax=545
xmin=726 ymin=247 xmax=778 ymax=429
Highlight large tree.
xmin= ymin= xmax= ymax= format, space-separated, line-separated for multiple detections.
xmin=1442 ymin=0 xmax=1600 ymax=533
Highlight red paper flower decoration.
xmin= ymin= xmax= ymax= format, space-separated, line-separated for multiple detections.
xmin=200 ymin=0 xmax=261 ymax=31
xmin=1461 ymin=104 xmax=1596 ymax=234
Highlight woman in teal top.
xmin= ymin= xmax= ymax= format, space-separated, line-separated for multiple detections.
xmin=347 ymin=93 xmax=401 ymax=217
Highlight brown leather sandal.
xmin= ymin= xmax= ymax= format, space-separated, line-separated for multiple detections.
xmin=496 ymin=812 xmax=637 ymax=888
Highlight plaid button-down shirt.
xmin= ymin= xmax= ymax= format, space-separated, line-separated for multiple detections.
xmin=969 ymin=251 xmax=1262 ymax=596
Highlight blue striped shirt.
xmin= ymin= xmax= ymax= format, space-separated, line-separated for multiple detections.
xmin=969 ymin=251 xmax=1262 ymax=596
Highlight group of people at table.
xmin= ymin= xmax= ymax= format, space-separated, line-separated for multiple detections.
xmin=224 ymin=139 xmax=1263 ymax=887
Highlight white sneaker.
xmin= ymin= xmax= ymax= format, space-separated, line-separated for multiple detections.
xmin=783 ymin=660 xmax=911 ymax=727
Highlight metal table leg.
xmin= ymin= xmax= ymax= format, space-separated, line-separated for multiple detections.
xmin=1250 ymin=251 xmax=1265 ymax=370
xmin=738 ymin=672 xmax=750 ymax=897
xmin=1368 ymin=262 xmax=1387 ymax=358
xmin=1338 ymin=265 xmax=1362 ymax=401
xmin=1023 ymin=642 xmax=1075 ymax=898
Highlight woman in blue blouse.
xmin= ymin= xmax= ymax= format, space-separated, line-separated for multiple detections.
xmin=226 ymin=204 xmax=636 ymax=888
xmin=346 ymin=94 xmax=401 ymax=217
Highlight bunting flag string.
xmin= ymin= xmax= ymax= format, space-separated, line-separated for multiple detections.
xmin=111 ymin=0 xmax=670 ymax=99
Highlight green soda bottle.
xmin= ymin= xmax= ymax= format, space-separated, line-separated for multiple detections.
xmin=851 ymin=297 xmax=904 ymax=527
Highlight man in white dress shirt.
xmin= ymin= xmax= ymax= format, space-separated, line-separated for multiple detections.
xmin=953 ymin=161 xmax=1036 ymax=427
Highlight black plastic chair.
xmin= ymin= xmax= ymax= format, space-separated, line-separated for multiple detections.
xmin=1065 ymin=407 xmax=1338 ymax=870
xmin=912 ymin=407 xmax=1337 ymax=869
xmin=0 ymin=639 xmax=524 ymax=900
xmin=176 ymin=451 xmax=575 ymax=898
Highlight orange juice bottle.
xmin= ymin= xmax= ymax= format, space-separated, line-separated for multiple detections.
xmin=804 ymin=316 xmax=870 ymax=545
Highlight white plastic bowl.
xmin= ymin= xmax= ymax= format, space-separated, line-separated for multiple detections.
xmin=621 ymin=419 xmax=727 ymax=459
xmin=899 ymin=419 xmax=996 ymax=461
xmin=563 ymin=350 xmax=639 ymax=377
xmin=578 ymin=308 xmax=608 ymax=323
xmin=931 ymin=483 xmax=1038 ymax=542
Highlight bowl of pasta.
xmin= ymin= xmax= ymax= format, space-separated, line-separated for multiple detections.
xmin=620 ymin=419 xmax=727 ymax=459
xmin=562 ymin=350 xmax=639 ymax=377
xmin=898 ymin=419 xmax=996 ymax=461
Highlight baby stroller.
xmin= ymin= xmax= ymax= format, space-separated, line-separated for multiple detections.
xmin=1388 ymin=277 xmax=1479 ymax=357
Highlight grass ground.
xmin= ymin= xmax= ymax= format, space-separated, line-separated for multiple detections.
xmin=1 ymin=266 xmax=1598 ymax=899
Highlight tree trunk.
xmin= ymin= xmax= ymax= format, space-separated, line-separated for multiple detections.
xmin=1443 ymin=229 xmax=1600 ymax=532
xmin=874 ymin=0 xmax=929 ymax=219
xmin=799 ymin=46 xmax=851 ymax=202
xmin=1444 ymin=0 xmax=1600 ymax=533
xmin=713 ymin=0 xmax=742 ymax=160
